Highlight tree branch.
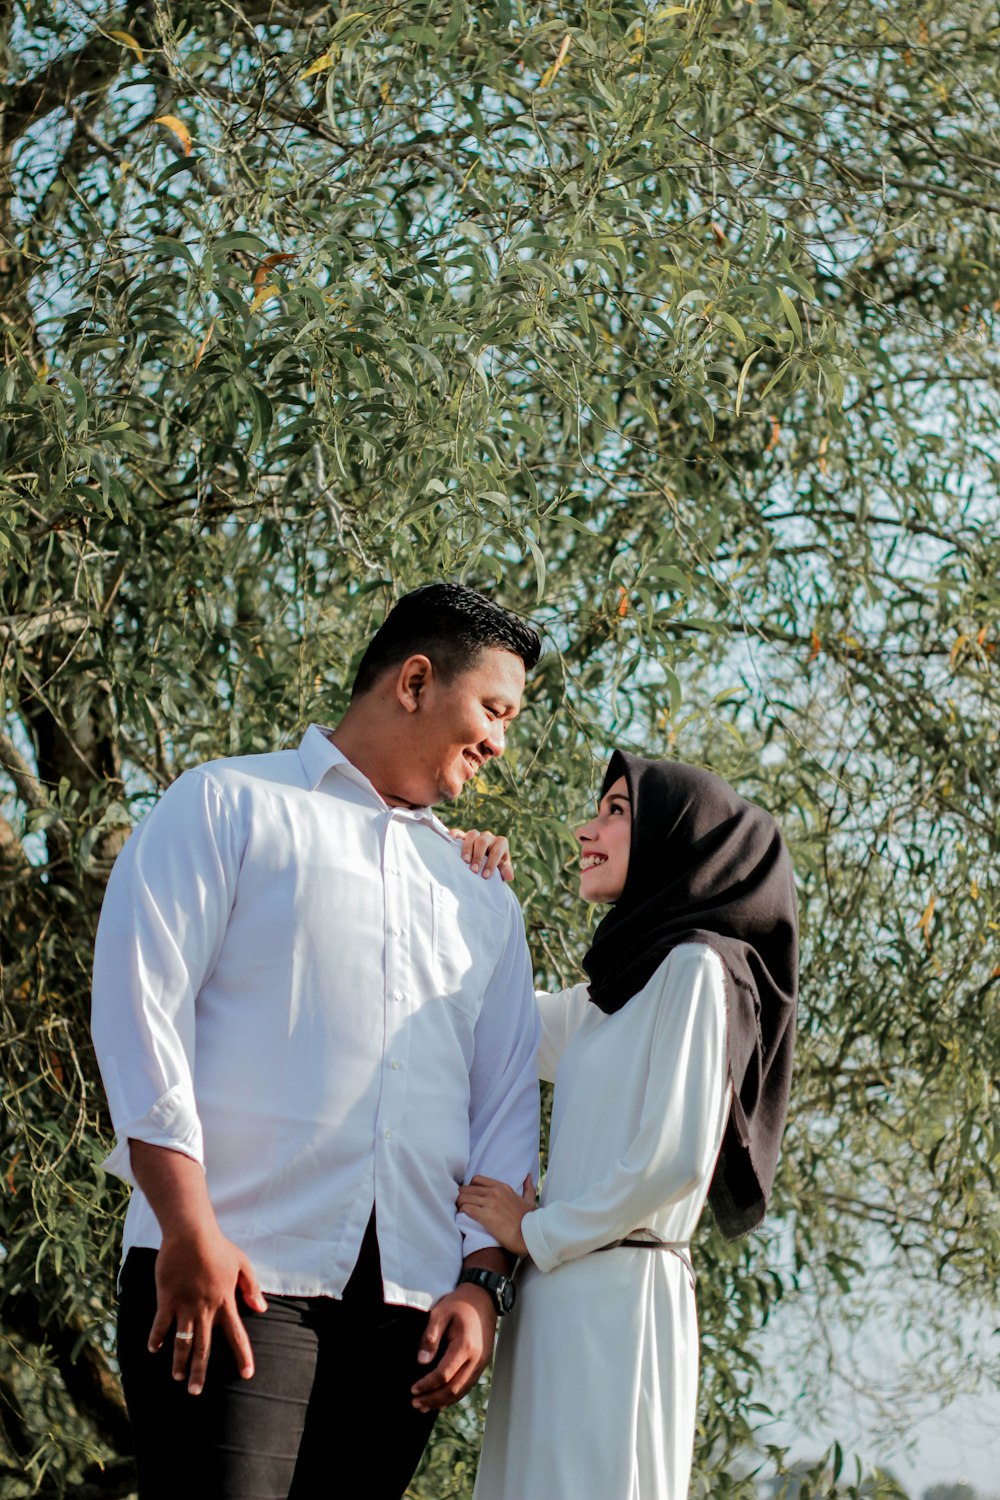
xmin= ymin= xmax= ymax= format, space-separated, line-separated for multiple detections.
xmin=0 ymin=1363 xmax=35 ymax=1463
xmin=825 ymin=155 xmax=1000 ymax=215
xmin=7 ymin=32 xmax=127 ymax=141
xmin=0 ymin=724 xmax=50 ymax=812
xmin=0 ymin=806 xmax=29 ymax=875
xmin=36 ymin=1458 xmax=137 ymax=1500
xmin=3 ymin=1293 xmax=132 ymax=1457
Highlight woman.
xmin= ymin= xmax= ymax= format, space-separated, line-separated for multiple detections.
xmin=456 ymin=750 xmax=798 ymax=1500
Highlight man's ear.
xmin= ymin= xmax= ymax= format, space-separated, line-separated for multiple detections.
xmin=396 ymin=654 xmax=434 ymax=714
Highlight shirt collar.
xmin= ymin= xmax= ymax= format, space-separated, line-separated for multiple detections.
xmin=297 ymin=724 xmax=454 ymax=839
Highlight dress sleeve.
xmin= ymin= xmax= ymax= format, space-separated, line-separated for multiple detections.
xmin=521 ymin=946 xmax=728 ymax=1272
xmin=457 ymin=894 xmax=542 ymax=1257
xmin=535 ymin=985 xmax=591 ymax=1083
xmin=90 ymin=770 xmax=243 ymax=1186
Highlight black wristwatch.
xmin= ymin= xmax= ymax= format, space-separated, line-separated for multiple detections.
xmin=459 ymin=1267 xmax=516 ymax=1316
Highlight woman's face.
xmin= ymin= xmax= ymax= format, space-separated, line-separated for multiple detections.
xmin=576 ymin=776 xmax=632 ymax=903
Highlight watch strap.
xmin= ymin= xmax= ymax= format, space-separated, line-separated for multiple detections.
xmin=458 ymin=1267 xmax=516 ymax=1315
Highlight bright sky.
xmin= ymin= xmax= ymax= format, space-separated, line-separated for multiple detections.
xmin=751 ymin=1250 xmax=1000 ymax=1499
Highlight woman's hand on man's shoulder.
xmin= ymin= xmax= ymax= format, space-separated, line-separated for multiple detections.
xmin=451 ymin=828 xmax=515 ymax=883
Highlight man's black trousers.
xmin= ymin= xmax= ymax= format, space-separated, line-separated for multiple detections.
xmin=117 ymin=1217 xmax=437 ymax=1499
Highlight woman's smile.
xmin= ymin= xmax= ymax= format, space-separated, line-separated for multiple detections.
xmin=576 ymin=776 xmax=632 ymax=902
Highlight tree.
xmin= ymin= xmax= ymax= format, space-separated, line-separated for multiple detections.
xmin=1 ymin=0 xmax=998 ymax=1493
xmin=765 ymin=1459 xmax=910 ymax=1500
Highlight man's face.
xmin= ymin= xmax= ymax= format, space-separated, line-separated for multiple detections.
xmin=406 ymin=647 xmax=526 ymax=805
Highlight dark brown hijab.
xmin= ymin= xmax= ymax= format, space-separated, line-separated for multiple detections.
xmin=582 ymin=750 xmax=798 ymax=1240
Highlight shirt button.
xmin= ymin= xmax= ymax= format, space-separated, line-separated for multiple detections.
xmin=384 ymin=1128 xmax=393 ymax=1140
xmin=393 ymin=989 xmax=404 ymax=1002
xmin=391 ymin=1060 xmax=401 ymax=1070
xmin=392 ymin=925 xmax=401 ymax=936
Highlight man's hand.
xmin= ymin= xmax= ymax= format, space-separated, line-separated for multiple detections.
xmin=129 ymin=1140 xmax=267 ymax=1396
xmin=410 ymin=1284 xmax=497 ymax=1414
xmin=150 ymin=1225 xmax=268 ymax=1395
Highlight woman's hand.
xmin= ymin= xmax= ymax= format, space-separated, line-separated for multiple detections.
xmin=457 ymin=1174 xmax=536 ymax=1257
xmin=451 ymin=828 xmax=515 ymax=882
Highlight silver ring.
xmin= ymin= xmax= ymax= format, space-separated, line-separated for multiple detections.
xmin=174 ymin=1330 xmax=195 ymax=1342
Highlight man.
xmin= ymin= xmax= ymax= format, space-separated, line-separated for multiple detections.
xmin=91 ymin=583 xmax=542 ymax=1499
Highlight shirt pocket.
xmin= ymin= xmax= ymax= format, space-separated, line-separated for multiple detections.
xmin=429 ymin=881 xmax=501 ymax=1019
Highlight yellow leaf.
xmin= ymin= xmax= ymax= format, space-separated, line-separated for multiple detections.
xmin=949 ymin=633 xmax=969 ymax=669
xmin=193 ymin=318 xmax=216 ymax=369
xmin=109 ymin=29 xmax=145 ymax=63
xmin=766 ymin=414 xmax=780 ymax=451
xmin=118 ymin=160 xmax=134 ymax=178
xmin=617 ymin=586 xmax=629 ymax=618
xmin=970 ymin=879 xmax=979 ymax=901
xmin=301 ymin=51 xmax=336 ymax=80
xmin=808 ymin=629 xmax=821 ymax=662
xmin=380 ymin=80 xmax=393 ymax=104
xmin=250 ymin=284 xmax=278 ymax=312
xmin=154 ymin=115 xmax=192 ymax=155
xmin=917 ymin=895 xmax=936 ymax=949
xmin=655 ymin=5 xmax=691 ymax=15
xmin=538 ymin=34 xmax=571 ymax=90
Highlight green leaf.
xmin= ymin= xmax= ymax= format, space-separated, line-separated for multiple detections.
xmin=213 ymin=232 xmax=272 ymax=255
xmin=735 ymin=347 xmax=763 ymax=415
xmin=151 ymin=235 xmax=196 ymax=266
xmin=440 ymin=0 xmax=465 ymax=48
xmin=712 ymin=311 xmax=747 ymax=349
xmin=777 ymin=288 xmax=803 ymax=342
xmin=524 ymin=531 xmax=546 ymax=602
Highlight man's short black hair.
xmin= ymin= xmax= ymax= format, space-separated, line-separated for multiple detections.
xmin=351 ymin=583 xmax=541 ymax=699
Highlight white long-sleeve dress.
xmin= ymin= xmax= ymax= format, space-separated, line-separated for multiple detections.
xmin=473 ymin=943 xmax=731 ymax=1500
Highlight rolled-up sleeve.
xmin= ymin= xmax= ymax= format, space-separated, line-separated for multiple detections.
xmin=457 ymin=895 xmax=541 ymax=1257
xmin=91 ymin=770 xmax=242 ymax=1185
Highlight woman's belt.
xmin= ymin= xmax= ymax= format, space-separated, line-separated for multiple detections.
xmin=596 ymin=1231 xmax=695 ymax=1286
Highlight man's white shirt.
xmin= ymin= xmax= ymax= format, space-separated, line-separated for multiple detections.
xmin=91 ymin=725 xmax=540 ymax=1310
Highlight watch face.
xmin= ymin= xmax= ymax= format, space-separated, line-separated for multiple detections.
xmin=461 ymin=1268 xmax=516 ymax=1313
